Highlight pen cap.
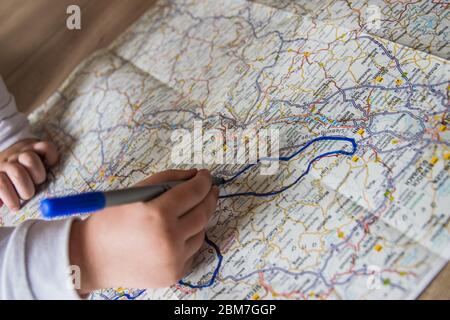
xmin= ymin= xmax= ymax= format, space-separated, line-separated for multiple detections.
xmin=40 ymin=192 xmax=106 ymax=219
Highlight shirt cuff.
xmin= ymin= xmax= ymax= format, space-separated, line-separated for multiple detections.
xmin=25 ymin=219 xmax=82 ymax=300
xmin=1 ymin=219 xmax=82 ymax=299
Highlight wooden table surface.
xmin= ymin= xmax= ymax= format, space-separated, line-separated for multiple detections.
xmin=0 ymin=0 xmax=448 ymax=300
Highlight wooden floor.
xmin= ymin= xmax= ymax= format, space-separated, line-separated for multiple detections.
xmin=0 ymin=0 xmax=155 ymax=112
xmin=0 ymin=0 xmax=448 ymax=299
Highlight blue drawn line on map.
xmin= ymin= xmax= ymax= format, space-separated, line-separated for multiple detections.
xmin=178 ymin=235 xmax=223 ymax=289
xmin=112 ymin=289 xmax=146 ymax=300
xmin=219 ymin=136 xmax=357 ymax=198
xmin=176 ymin=135 xmax=357 ymax=289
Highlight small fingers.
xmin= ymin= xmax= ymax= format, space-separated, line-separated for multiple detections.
xmin=32 ymin=141 xmax=59 ymax=167
xmin=18 ymin=151 xmax=47 ymax=184
xmin=2 ymin=163 xmax=35 ymax=200
xmin=179 ymin=186 xmax=219 ymax=239
xmin=184 ymin=230 xmax=206 ymax=260
xmin=0 ymin=172 xmax=20 ymax=210
xmin=182 ymin=256 xmax=195 ymax=278
xmin=135 ymin=168 xmax=198 ymax=187
xmin=151 ymin=169 xmax=213 ymax=217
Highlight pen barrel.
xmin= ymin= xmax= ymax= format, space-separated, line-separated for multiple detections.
xmin=39 ymin=177 xmax=222 ymax=219
xmin=40 ymin=192 xmax=106 ymax=219
xmin=104 ymin=182 xmax=179 ymax=207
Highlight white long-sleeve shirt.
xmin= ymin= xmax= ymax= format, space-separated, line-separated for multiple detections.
xmin=0 ymin=77 xmax=35 ymax=150
xmin=0 ymin=76 xmax=80 ymax=299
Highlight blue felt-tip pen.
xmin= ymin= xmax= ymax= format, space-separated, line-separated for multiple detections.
xmin=40 ymin=176 xmax=225 ymax=219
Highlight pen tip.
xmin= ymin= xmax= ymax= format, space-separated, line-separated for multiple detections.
xmin=212 ymin=176 xmax=225 ymax=186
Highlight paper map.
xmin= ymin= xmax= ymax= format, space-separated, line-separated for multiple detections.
xmin=1 ymin=0 xmax=449 ymax=299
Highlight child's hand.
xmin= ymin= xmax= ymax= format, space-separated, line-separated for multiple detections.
xmin=0 ymin=139 xmax=59 ymax=211
xmin=70 ymin=168 xmax=219 ymax=294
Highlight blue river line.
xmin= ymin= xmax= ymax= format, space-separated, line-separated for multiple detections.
xmin=219 ymin=136 xmax=357 ymax=198
xmin=177 ymin=136 xmax=358 ymax=289
xmin=178 ymin=235 xmax=223 ymax=289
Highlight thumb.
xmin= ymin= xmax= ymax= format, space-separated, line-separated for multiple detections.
xmin=135 ymin=168 xmax=198 ymax=187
